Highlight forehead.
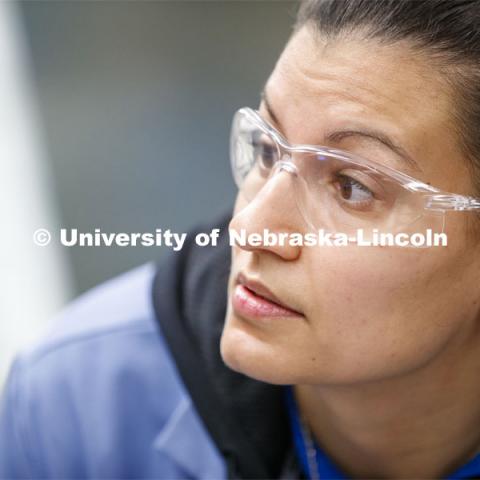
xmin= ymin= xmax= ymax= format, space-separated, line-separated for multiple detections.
xmin=266 ymin=26 xmax=471 ymax=192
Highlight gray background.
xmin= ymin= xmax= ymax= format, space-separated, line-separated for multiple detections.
xmin=19 ymin=0 xmax=297 ymax=295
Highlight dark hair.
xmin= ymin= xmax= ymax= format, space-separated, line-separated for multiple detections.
xmin=294 ymin=0 xmax=480 ymax=196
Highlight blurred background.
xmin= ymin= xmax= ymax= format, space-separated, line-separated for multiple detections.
xmin=0 ymin=1 xmax=296 ymax=386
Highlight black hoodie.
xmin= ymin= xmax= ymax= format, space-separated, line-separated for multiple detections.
xmin=151 ymin=209 xmax=305 ymax=479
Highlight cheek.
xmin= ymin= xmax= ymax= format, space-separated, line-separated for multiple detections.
xmin=299 ymin=246 xmax=470 ymax=382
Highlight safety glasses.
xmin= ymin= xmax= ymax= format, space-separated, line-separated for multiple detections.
xmin=230 ymin=107 xmax=480 ymax=243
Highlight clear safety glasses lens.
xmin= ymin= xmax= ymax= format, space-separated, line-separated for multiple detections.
xmin=230 ymin=109 xmax=445 ymax=242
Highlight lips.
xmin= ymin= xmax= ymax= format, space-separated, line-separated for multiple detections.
xmin=232 ymin=272 xmax=303 ymax=319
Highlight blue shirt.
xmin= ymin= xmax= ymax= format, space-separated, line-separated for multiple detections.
xmin=0 ymin=262 xmax=225 ymax=479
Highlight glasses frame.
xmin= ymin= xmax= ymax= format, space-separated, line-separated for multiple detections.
xmin=231 ymin=107 xmax=480 ymax=213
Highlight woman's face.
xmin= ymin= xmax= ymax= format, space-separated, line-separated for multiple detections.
xmin=220 ymin=26 xmax=480 ymax=386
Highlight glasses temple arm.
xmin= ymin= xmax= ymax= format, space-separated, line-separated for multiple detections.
xmin=425 ymin=194 xmax=480 ymax=211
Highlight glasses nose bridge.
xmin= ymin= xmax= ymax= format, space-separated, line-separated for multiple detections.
xmin=260 ymin=153 xmax=300 ymax=202
xmin=273 ymin=152 xmax=299 ymax=178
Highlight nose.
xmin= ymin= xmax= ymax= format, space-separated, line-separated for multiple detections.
xmin=229 ymin=164 xmax=305 ymax=261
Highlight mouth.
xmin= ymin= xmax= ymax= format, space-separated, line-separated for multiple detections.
xmin=232 ymin=272 xmax=304 ymax=319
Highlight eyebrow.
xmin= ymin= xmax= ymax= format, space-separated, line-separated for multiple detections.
xmin=260 ymin=89 xmax=421 ymax=172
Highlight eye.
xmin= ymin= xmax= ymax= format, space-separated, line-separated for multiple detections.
xmin=336 ymin=174 xmax=374 ymax=206
xmin=251 ymin=130 xmax=278 ymax=170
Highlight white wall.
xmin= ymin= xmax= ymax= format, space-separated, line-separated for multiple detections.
xmin=0 ymin=1 xmax=73 ymax=386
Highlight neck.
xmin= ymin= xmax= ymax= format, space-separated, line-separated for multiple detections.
xmin=294 ymin=322 xmax=480 ymax=478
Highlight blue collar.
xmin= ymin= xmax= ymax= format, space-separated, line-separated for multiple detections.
xmin=284 ymin=385 xmax=480 ymax=479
